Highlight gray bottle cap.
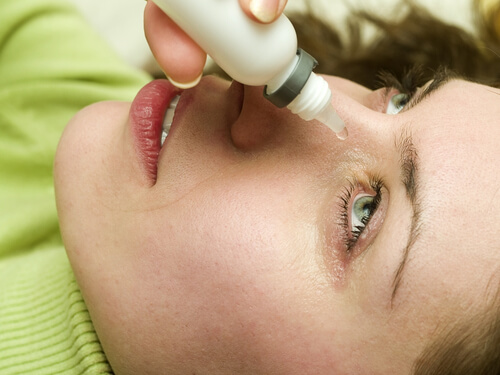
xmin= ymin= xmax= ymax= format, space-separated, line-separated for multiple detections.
xmin=263 ymin=48 xmax=318 ymax=108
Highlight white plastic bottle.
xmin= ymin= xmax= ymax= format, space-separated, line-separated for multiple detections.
xmin=151 ymin=0 xmax=347 ymax=139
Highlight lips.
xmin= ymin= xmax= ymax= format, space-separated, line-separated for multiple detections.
xmin=129 ymin=79 xmax=181 ymax=181
xmin=129 ymin=78 xmax=246 ymax=184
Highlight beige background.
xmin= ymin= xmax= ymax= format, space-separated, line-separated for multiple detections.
xmin=67 ymin=0 xmax=474 ymax=74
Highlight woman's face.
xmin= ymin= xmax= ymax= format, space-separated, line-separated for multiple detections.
xmin=54 ymin=75 xmax=500 ymax=375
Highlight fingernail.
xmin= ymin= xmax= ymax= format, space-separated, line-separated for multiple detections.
xmin=249 ymin=0 xmax=279 ymax=23
xmin=166 ymin=73 xmax=202 ymax=89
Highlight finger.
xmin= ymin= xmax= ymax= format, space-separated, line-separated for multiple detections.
xmin=144 ymin=1 xmax=207 ymax=88
xmin=239 ymin=0 xmax=288 ymax=23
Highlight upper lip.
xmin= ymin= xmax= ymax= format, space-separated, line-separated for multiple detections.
xmin=129 ymin=77 xmax=245 ymax=185
xmin=129 ymin=79 xmax=181 ymax=183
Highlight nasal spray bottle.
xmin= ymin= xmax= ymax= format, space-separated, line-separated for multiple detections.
xmin=152 ymin=0 xmax=347 ymax=139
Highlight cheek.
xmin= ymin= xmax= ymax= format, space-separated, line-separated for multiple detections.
xmin=55 ymin=101 xmax=137 ymax=268
xmin=103 ymin=183 xmax=343 ymax=373
xmin=55 ymin=101 xmax=134 ymax=222
xmin=55 ymin=102 xmax=122 ymax=258
xmin=137 ymin=187 xmax=300 ymax=309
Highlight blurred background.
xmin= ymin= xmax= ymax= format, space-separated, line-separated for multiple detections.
xmin=66 ymin=0 xmax=474 ymax=76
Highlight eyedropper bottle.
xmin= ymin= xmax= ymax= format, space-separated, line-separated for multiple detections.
xmin=151 ymin=0 xmax=347 ymax=140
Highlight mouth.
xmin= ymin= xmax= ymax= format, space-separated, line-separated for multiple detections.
xmin=129 ymin=78 xmax=245 ymax=184
xmin=129 ymin=79 xmax=182 ymax=182
xmin=161 ymin=94 xmax=180 ymax=146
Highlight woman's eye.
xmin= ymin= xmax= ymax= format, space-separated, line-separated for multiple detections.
xmin=351 ymin=194 xmax=377 ymax=232
xmin=386 ymin=93 xmax=410 ymax=114
xmin=339 ymin=179 xmax=383 ymax=252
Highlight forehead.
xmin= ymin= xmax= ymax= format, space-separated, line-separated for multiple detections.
xmin=414 ymin=80 xmax=500 ymax=202
xmin=396 ymin=80 xmax=500 ymax=312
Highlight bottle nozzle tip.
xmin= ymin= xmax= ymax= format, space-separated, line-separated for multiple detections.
xmin=316 ymin=104 xmax=348 ymax=140
xmin=335 ymin=126 xmax=348 ymax=140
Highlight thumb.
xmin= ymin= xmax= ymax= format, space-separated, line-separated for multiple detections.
xmin=144 ymin=1 xmax=207 ymax=88
xmin=239 ymin=0 xmax=288 ymax=24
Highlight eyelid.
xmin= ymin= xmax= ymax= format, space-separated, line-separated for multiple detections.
xmin=325 ymin=176 xmax=388 ymax=284
xmin=399 ymin=75 xmax=456 ymax=113
xmin=378 ymin=68 xmax=457 ymax=114
xmin=399 ymin=81 xmax=433 ymax=113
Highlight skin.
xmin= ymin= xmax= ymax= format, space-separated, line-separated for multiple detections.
xmin=54 ymin=75 xmax=500 ymax=374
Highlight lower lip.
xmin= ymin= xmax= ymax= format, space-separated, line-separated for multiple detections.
xmin=129 ymin=79 xmax=181 ymax=181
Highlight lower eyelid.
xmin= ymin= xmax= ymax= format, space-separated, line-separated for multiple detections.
xmin=322 ymin=182 xmax=388 ymax=284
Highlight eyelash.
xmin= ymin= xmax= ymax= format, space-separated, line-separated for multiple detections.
xmin=378 ymin=66 xmax=455 ymax=112
xmin=334 ymin=67 xmax=451 ymax=254
xmin=339 ymin=177 xmax=383 ymax=253
xmin=378 ymin=69 xmax=425 ymax=110
xmin=334 ymin=70 xmax=418 ymax=252
xmin=379 ymin=66 xmax=428 ymax=91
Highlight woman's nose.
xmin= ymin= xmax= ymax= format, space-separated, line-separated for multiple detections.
xmin=230 ymin=85 xmax=296 ymax=151
xmin=230 ymin=78 xmax=384 ymax=152
xmin=328 ymin=77 xmax=374 ymax=108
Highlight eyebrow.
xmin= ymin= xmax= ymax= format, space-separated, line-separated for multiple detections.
xmin=390 ymin=129 xmax=422 ymax=306
xmin=389 ymin=72 xmax=457 ymax=305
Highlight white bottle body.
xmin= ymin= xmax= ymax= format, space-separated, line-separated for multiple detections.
xmin=152 ymin=0 xmax=347 ymax=137
xmin=151 ymin=0 xmax=298 ymax=86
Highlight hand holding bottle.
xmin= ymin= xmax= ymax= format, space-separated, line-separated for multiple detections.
xmin=144 ymin=0 xmax=288 ymax=88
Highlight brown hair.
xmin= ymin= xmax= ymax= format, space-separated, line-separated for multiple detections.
xmin=290 ymin=0 xmax=500 ymax=89
xmin=412 ymin=292 xmax=500 ymax=375
xmin=289 ymin=1 xmax=500 ymax=374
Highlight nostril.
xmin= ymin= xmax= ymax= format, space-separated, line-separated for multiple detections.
xmin=230 ymin=85 xmax=289 ymax=151
xmin=230 ymin=114 xmax=276 ymax=151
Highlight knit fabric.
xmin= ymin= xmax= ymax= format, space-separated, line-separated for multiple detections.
xmin=0 ymin=0 xmax=149 ymax=372
xmin=0 ymin=247 xmax=111 ymax=374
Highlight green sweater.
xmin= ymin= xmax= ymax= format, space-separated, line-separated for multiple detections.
xmin=0 ymin=0 xmax=150 ymax=372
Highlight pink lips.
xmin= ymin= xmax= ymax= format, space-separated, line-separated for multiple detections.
xmin=129 ymin=79 xmax=181 ymax=182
